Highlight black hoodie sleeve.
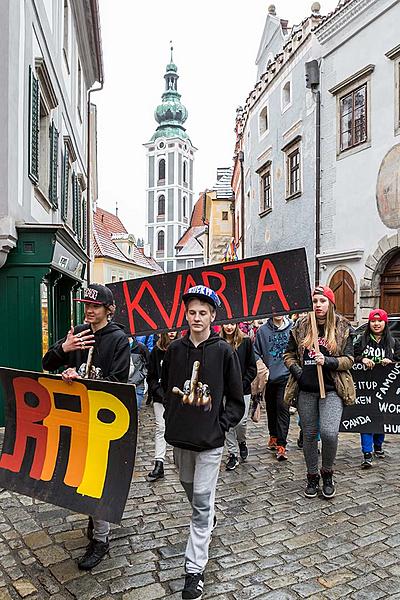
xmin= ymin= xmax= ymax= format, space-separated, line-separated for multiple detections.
xmin=42 ymin=338 xmax=68 ymax=371
xmin=147 ymin=348 xmax=164 ymax=403
xmin=102 ymin=335 xmax=130 ymax=383
xmin=242 ymin=338 xmax=257 ymax=395
xmin=219 ymin=348 xmax=245 ymax=432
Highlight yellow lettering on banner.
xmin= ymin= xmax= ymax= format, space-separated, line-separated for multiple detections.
xmin=39 ymin=378 xmax=89 ymax=487
xmin=77 ymin=391 xmax=130 ymax=499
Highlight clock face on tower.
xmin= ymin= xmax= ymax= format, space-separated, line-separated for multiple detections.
xmin=158 ymin=141 xmax=165 ymax=150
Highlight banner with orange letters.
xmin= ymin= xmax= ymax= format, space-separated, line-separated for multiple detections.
xmin=0 ymin=368 xmax=137 ymax=524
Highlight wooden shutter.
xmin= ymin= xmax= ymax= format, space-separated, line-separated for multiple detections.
xmin=61 ymin=146 xmax=70 ymax=221
xmin=28 ymin=66 xmax=40 ymax=184
xmin=329 ymin=270 xmax=356 ymax=321
xmin=48 ymin=121 xmax=59 ymax=207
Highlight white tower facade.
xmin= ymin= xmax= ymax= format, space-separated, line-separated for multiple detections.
xmin=144 ymin=50 xmax=196 ymax=272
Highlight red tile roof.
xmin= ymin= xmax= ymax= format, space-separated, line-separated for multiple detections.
xmin=93 ymin=206 xmax=158 ymax=271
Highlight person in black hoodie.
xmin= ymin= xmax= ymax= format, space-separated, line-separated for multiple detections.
xmin=220 ymin=323 xmax=257 ymax=470
xmin=354 ymin=308 xmax=400 ymax=467
xmin=146 ymin=330 xmax=178 ymax=482
xmin=42 ymin=284 xmax=130 ymax=571
xmin=161 ymin=285 xmax=243 ymax=600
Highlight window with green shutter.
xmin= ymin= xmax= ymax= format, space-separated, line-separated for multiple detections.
xmin=72 ymin=173 xmax=82 ymax=237
xmin=28 ymin=66 xmax=40 ymax=184
xmin=61 ymin=146 xmax=70 ymax=221
xmin=48 ymin=121 xmax=59 ymax=207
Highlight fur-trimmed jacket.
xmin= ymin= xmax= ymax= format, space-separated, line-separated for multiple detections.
xmin=283 ymin=314 xmax=356 ymax=406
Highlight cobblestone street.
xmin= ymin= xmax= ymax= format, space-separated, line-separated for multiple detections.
xmin=0 ymin=407 xmax=400 ymax=599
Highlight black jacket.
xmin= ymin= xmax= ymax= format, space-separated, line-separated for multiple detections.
xmin=147 ymin=345 xmax=166 ymax=404
xmin=354 ymin=334 xmax=400 ymax=363
xmin=42 ymin=321 xmax=130 ymax=383
xmin=161 ymin=332 xmax=244 ymax=451
xmin=235 ymin=337 xmax=257 ymax=395
xmin=128 ymin=338 xmax=150 ymax=386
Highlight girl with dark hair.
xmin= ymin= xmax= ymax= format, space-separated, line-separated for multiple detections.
xmin=147 ymin=331 xmax=178 ymax=481
xmin=354 ymin=309 xmax=400 ymax=467
xmin=220 ymin=323 xmax=257 ymax=470
xmin=284 ymin=286 xmax=355 ymax=499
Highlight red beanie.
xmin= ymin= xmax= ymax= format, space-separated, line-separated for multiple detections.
xmin=313 ymin=285 xmax=336 ymax=306
xmin=368 ymin=309 xmax=388 ymax=323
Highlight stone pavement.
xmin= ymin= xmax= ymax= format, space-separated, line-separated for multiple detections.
xmin=0 ymin=406 xmax=400 ymax=600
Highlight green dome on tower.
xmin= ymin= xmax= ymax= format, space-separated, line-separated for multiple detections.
xmin=150 ymin=45 xmax=191 ymax=142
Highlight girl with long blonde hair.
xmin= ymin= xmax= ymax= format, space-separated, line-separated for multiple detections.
xmin=284 ymin=286 xmax=354 ymax=499
xmin=220 ymin=323 xmax=257 ymax=470
xmin=146 ymin=331 xmax=178 ymax=481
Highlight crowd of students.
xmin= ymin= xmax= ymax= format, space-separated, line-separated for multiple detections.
xmin=42 ymin=281 xmax=399 ymax=600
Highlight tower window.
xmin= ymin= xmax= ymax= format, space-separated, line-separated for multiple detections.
xmin=158 ymin=194 xmax=165 ymax=217
xmin=183 ymin=196 xmax=187 ymax=218
xmin=183 ymin=160 xmax=187 ymax=184
xmin=158 ymin=159 xmax=165 ymax=182
xmin=157 ymin=230 xmax=165 ymax=252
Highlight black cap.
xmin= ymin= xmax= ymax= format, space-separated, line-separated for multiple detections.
xmin=74 ymin=284 xmax=114 ymax=306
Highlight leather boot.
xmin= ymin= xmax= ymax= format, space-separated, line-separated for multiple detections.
xmin=147 ymin=460 xmax=164 ymax=482
xmin=78 ymin=538 xmax=109 ymax=570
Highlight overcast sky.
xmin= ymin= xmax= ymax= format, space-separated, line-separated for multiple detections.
xmin=95 ymin=0 xmax=339 ymax=238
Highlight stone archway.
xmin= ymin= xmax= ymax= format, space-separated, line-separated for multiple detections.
xmin=360 ymin=233 xmax=400 ymax=320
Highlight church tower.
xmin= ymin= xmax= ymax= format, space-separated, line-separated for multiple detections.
xmin=144 ymin=47 xmax=196 ymax=272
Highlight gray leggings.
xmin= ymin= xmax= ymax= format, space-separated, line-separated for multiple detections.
xmin=297 ymin=390 xmax=343 ymax=474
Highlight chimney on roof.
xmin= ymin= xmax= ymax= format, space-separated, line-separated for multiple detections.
xmin=101 ymin=213 xmax=104 ymax=222
xmin=115 ymin=201 xmax=118 ymax=217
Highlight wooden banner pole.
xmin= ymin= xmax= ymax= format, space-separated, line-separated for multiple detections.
xmin=310 ymin=311 xmax=326 ymax=399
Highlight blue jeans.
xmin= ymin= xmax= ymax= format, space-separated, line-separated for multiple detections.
xmin=136 ymin=385 xmax=144 ymax=410
xmin=360 ymin=433 xmax=385 ymax=453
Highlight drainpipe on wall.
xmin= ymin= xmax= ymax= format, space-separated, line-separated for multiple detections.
xmin=86 ymin=0 xmax=104 ymax=285
xmin=238 ymin=151 xmax=245 ymax=258
xmin=305 ymin=59 xmax=321 ymax=287
xmin=201 ymin=190 xmax=210 ymax=265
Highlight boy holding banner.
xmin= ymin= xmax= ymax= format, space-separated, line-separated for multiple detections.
xmin=161 ymin=285 xmax=244 ymax=600
xmin=42 ymin=284 xmax=130 ymax=570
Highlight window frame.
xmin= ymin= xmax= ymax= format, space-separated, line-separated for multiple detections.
xmin=386 ymin=45 xmax=400 ymax=136
xmin=258 ymin=103 xmax=269 ymax=139
xmin=281 ymin=77 xmax=292 ymax=113
xmin=156 ymin=230 xmax=165 ymax=255
xmin=329 ymin=65 xmax=374 ymax=159
xmin=282 ymin=137 xmax=302 ymax=201
xmin=157 ymin=194 xmax=165 ymax=219
xmin=158 ymin=158 xmax=166 ymax=183
xmin=258 ymin=161 xmax=272 ymax=215
xmin=339 ymin=83 xmax=368 ymax=153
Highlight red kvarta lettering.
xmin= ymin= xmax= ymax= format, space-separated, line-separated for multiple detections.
xmin=223 ymin=261 xmax=259 ymax=317
xmin=252 ymin=259 xmax=290 ymax=315
xmin=123 ymin=275 xmax=183 ymax=334
xmin=0 ymin=377 xmax=51 ymax=479
xmin=176 ymin=274 xmax=199 ymax=327
xmin=201 ymin=271 xmax=232 ymax=318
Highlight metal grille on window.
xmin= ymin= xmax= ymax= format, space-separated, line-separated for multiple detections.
xmin=28 ymin=66 xmax=40 ymax=184
xmin=48 ymin=121 xmax=59 ymax=207
xmin=61 ymin=146 xmax=70 ymax=221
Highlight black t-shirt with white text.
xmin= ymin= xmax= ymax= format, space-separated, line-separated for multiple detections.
xmin=299 ymin=326 xmax=335 ymax=393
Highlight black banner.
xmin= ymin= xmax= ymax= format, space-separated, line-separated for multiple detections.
xmin=0 ymin=368 xmax=137 ymax=524
xmin=107 ymin=248 xmax=312 ymax=335
xmin=340 ymin=363 xmax=400 ymax=433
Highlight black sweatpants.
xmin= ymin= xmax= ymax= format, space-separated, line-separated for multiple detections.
xmin=264 ymin=379 xmax=290 ymax=447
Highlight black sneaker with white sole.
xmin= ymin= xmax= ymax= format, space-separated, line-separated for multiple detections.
xmin=321 ymin=470 xmax=335 ymax=498
xmin=239 ymin=441 xmax=248 ymax=461
xmin=361 ymin=452 xmax=373 ymax=468
xmin=225 ymin=453 xmax=239 ymax=471
xmin=304 ymin=474 xmax=320 ymax=498
xmin=182 ymin=572 xmax=204 ymax=600
xmin=374 ymin=446 xmax=385 ymax=458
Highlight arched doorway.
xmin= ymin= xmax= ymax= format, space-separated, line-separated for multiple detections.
xmin=328 ymin=269 xmax=356 ymax=321
xmin=380 ymin=252 xmax=400 ymax=316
